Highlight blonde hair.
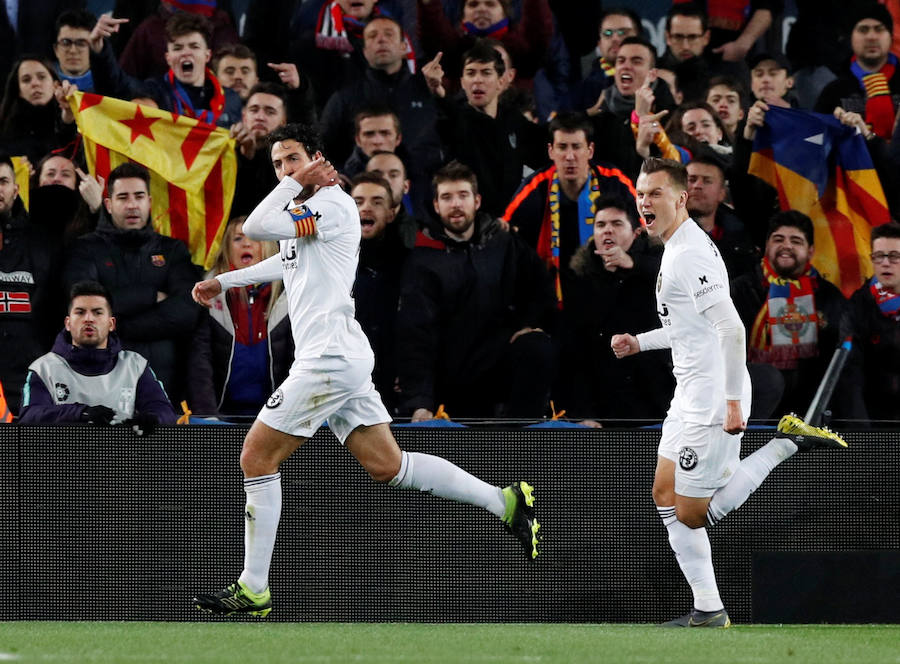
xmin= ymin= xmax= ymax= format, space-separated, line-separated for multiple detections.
xmin=211 ymin=216 xmax=283 ymax=318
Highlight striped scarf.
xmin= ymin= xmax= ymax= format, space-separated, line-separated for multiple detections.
xmin=315 ymin=1 xmax=416 ymax=72
xmin=749 ymin=256 xmax=820 ymax=369
xmin=161 ymin=0 xmax=215 ymax=17
xmin=462 ymin=17 xmax=509 ymax=38
xmin=166 ymin=67 xmax=225 ymax=126
xmin=537 ymin=166 xmax=601 ymax=306
xmin=851 ymin=53 xmax=898 ymax=140
xmin=869 ymin=276 xmax=900 ymax=320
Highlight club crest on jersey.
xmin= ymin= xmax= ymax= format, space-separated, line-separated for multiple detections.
xmin=151 ymin=254 xmax=166 ymax=267
xmin=679 ymin=447 xmax=698 ymax=471
xmin=55 ymin=382 xmax=70 ymax=402
xmin=266 ymin=388 xmax=284 ymax=409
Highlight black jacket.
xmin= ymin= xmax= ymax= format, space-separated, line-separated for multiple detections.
xmin=557 ymin=234 xmax=673 ymax=421
xmin=395 ymin=214 xmax=557 ymax=414
xmin=0 ymin=198 xmax=56 ymax=414
xmin=63 ymin=213 xmax=201 ymax=401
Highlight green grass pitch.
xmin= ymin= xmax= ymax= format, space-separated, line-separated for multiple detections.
xmin=1 ymin=623 xmax=898 ymax=663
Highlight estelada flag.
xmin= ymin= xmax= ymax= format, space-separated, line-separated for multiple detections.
xmin=749 ymin=107 xmax=890 ymax=297
xmin=68 ymin=91 xmax=236 ymax=269
xmin=11 ymin=156 xmax=30 ymax=211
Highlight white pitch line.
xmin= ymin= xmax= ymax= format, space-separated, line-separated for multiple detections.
xmin=0 ymin=653 xmax=19 ymax=661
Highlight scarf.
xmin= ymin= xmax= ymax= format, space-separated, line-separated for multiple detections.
xmin=56 ymin=64 xmax=94 ymax=94
xmin=315 ymin=1 xmax=416 ymax=72
xmin=599 ymin=57 xmax=614 ymax=79
xmin=869 ymin=276 xmax=900 ymax=320
xmin=604 ymin=83 xmax=634 ymax=118
xmin=161 ymin=0 xmax=216 ymax=17
xmin=851 ymin=53 xmax=898 ymax=140
xmin=166 ymin=68 xmax=225 ymax=125
xmin=462 ymin=17 xmax=509 ymax=38
xmin=538 ymin=165 xmax=601 ymax=306
xmin=749 ymin=256 xmax=820 ymax=369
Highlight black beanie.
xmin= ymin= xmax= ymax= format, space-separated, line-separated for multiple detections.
xmin=851 ymin=4 xmax=894 ymax=36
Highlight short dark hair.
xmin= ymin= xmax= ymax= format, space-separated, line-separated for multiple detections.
xmin=686 ymin=148 xmax=727 ymax=180
xmin=107 ymin=162 xmax=150 ymax=195
xmin=871 ymin=221 xmax=900 ymax=245
xmin=367 ymin=150 xmax=408 ymax=177
xmin=213 ymin=42 xmax=257 ymax=70
xmin=165 ymin=12 xmax=212 ymax=48
xmin=353 ymin=106 xmax=401 ymax=135
xmin=55 ymin=9 xmax=96 ymax=34
xmin=362 ymin=15 xmax=405 ymax=41
xmin=595 ymin=195 xmax=641 ymax=230
xmin=706 ymin=75 xmax=746 ymax=105
xmin=68 ymin=280 xmax=112 ymax=313
xmin=432 ymin=160 xmax=478 ymax=197
xmin=245 ymin=82 xmax=289 ymax=108
xmin=599 ymin=7 xmax=642 ymax=35
xmin=617 ymin=36 xmax=656 ymax=66
xmin=461 ymin=39 xmax=506 ymax=77
xmin=350 ymin=171 xmax=394 ymax=207
xmin=0 ymin=153 xmax=14 ymax=174
xmin=548 ymin=111 xmax=594 ymax=144
xmin=267 ymin=124 xmax=323 ymax=159
xmin=640 ymin=158 xmax=688 ymax=191
xmin=665 ymin=4 xmax=708 ymax=32
xmin=766 ymin=210 xmax=815 ymax=246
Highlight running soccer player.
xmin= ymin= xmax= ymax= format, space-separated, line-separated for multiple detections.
xmin=190 ymin=124 xmax=540 ymax=617
xmin=611 ymin=158 xmax=846 ymax=628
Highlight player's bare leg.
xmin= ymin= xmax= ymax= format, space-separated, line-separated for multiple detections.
xmin=347 ymin=423 xmax=541 ymax=560
xmin=194 ymin=422 xmax=307 ymax=617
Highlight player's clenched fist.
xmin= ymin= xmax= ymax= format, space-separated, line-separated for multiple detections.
xmin=192 ymin=278 xmax=223 ymax=307
xmin=610 ymin=333 xmax=640 ymax=358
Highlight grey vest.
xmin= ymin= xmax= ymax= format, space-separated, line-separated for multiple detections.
xmin=29 ymin=351 xmax=148 ymax=423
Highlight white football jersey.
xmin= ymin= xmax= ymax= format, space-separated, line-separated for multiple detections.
xmin=219 ymin=179 xmax=373 ymax=362
xmin=656 ymin=219 xmax=751 ymax=425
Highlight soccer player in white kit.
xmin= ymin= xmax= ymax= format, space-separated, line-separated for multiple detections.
xmin=611 ymin=158 xmax=846 ymax=627
xmin=190 ymin=124 xmax=540 ymax=617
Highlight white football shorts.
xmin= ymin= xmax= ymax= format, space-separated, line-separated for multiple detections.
xmin=657 ymin=409 xmax=743 ymax=498
xmin=257 ymin=354 xmax=391 ymax=443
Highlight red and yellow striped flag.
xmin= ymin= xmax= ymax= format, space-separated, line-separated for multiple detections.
xmin=68 ymin=91 xmax=237 ymax=269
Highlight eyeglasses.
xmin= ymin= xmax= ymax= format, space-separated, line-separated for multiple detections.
xmin=601 ymin=28 xmax=633 ymax=38
xmin=55 ymin=38 xmax=89 ymax=50
xmin=669 ymin=33 xmax=705 ymax=43
xmin=871 ymin=251 xmax=900 ymax=264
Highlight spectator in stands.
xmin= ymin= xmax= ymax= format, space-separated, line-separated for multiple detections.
xmin=685 ymin=153 xmax=758 ymax=279
xmin=118 ymin=0 xmax=239 ymax=81
xmin=587 ymin=36 xmax=678 ymax=182
xmin=661 ymin=101 xmax=733 ymax=164
xmin=417 ymin=0 xmax=553 ymax=93
xmin=748 ymin=52 xmax=795 ymax=107
xmin=731 ymin=211 xmax=849 ymax=417
xmin=343 ymin=107 xmax=403 ymax=178
xmin=0 ymin=56 xmax=78 ymax=164
xmin=52 ymin=9 xmax=97 ymax=93
xmin=422 ymin=39 xmax=547 ymax=217
xmin=0 ymin=0 xmax=84 ymax=82
xmin=29 ymin=152 xmax=102 ymax=251
xmin=88 ymin=12 xmax=242 ymax=128
xmin=0 ymin=154 xmax=56 ymax=415
xmin=213 ymin=43 xmax=259 ymax=101
xmin=365 ymin=150 xmax=418 ymax=249
xmin=841 ymin=222 xmax=900 ymax=423
xmin=396 ymin=161 xmax=556 ymax=420
xmin=351 ymin=173 xmax=408 ymax=410
xmin=569 ymin=6 xmax=642 ymax=111
xmin=188 ymin=216 xmax=292 ymax=418
xmin=703 ymin=0 xmax=781 ymax=67
xmin=656 ymin=4 xmax=715 ymax=104
xmin=18 ymin=280 xmax=177 ymax=432
xmin=706 ymin=75 xmax=745 ymax=138
xmin=319 ymin=16 xmax=440 ymax=180
xmin=815 ymin=4 xmax=900 ymax=139
xmin=63 ymin=162 xmax=200 ymax=404
xmin=502 ymin=112 xmax=637 ymax=306
xmin=557 ymin=195 xmax=672 ymax=424
xmin=230 ymin=82 xmax=289 ymax=217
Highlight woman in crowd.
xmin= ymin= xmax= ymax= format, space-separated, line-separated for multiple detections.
xmin=189 ymin=216 xmax=293 ymax=419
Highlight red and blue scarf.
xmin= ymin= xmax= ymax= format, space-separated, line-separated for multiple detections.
xmin=851 ymin=53 xmax=898 ymax=140
xmin=462 ymin=17 xmax=509 ymax=38
xmin=869 ymin=276 xmax=900 ymax=320
xmin=166 ymin=67 xmax=225 ymax=126
xmin=161 ymin=0 xmax=215 ymax=17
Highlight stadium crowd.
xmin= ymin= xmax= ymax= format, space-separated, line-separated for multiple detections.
xmin=1 ymin=0 xmax=899 ymax=427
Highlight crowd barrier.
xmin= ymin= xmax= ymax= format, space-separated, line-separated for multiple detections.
xmin=1 ymin=425 xmax=897 ymax=623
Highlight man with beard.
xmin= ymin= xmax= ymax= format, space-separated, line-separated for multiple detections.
xmin=0 ymin=154 xmax=55 ymax=415
xmin=397 ymin=160 xmax=557 ymax=421
xmin=63 ymin=162 xmax=200 ymax=404
xmin=350 ymin=172 xmax=408 ymax=411
xmin=18 ymin=280 xmax=176 ymax=431
xmin=88 ymin=11 xmax=241 ymax=128
xmin=731 ymin=210 xmax=849 ymax=417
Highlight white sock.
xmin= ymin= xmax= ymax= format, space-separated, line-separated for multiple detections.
xmin=389 ymin=451 xmax=506 ymax=519
xmin=238 ymin=472 xmax=281 ymax=594
xmin=706 ymin=436 xmax=797 ymax=526
xmin=657 ymin=506 xmax=723 ymax=612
